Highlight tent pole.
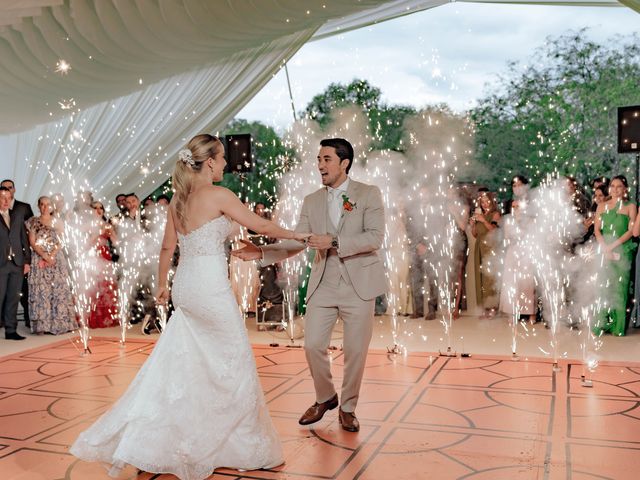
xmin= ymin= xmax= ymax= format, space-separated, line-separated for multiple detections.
xmin=284 ymin=62 xmax=297 ymax=122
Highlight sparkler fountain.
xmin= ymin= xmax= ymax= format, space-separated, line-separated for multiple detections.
xmin=527 ymin=178 xmax=582 ymax=371
xmin=59 ymin=192 xmax=100 ymax=355
xmin=113 ymin=214 xmax=145 ymax=345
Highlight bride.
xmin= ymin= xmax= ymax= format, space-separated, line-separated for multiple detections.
xmin=70 ymin=134 xmax=308 ymax=479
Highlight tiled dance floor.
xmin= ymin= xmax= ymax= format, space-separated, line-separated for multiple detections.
xmin=1 ymin=338 xmax=639 ymax=480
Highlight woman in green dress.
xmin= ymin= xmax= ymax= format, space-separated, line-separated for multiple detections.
xmin=594 ymin=175 xmax=636 ymax=336
xmin=471 ymin=190 xmax=501 ymax=317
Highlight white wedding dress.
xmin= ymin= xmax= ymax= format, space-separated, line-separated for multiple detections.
xmin=70 ymin=216 xmax=283 ymax=480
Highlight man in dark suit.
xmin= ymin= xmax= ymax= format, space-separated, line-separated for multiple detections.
xmin=1 ymin=179 xmax=34 ymax=329
xmin=0 ymin=186 xmax=31 ymax=340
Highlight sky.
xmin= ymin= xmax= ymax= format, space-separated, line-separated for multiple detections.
xmin=236 ymin=2 xmax=639 ymax=131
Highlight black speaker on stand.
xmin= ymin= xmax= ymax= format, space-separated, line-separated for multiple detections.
xmin=224 ymin=134 xmax=253 ymax=174
xmin=618 ymin=106 xmax=640 ymax=203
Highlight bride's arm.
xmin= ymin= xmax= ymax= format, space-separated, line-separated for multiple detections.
xmin=157 ymin=206 xmax=178 ymax=304
xmin=218 ymin=188 xmax=305 ymax=241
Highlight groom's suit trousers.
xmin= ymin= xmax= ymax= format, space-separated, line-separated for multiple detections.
xmin=304 ymin=253 xmax=374 ymax=413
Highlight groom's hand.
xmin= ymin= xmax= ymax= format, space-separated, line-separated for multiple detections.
xmin=307 ymin=234 xmax=333 ymax=250
xmin=231 ymin=239 xmax=263 ymax=261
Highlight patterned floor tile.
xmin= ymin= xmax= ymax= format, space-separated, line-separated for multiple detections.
xmin=0 ymin=338 xmax=637 ymax=480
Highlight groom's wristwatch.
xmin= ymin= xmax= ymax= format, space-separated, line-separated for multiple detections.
xmin=331 ymin=236 xmax=339 ymax=249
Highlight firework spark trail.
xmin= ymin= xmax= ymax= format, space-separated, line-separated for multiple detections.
xmin=229 ymin=222 xmax=260 ymax=318
xmin=113 ymin=213 xmax=146 ymax=344
xmin=143 ymin=203 xmax=170 ymax=330
xmin=277 ymin=108 xmax=371 ymax=335
xmin=58 ymin=192 xmax=101 ymax=354
xmin=500 ymin=202 xmax=536 ymax=359
xmin=360 ymin=150 xmax=410 ymax=351
xmin=402 ymin=110 xmax=473 ymax=355
xmin=525 ymin=177 xmax=583 ymax=368
xmin=272 ymin=106 xmax=472 ymax=354
xmin=574 ymin=242 xmax=605 ymax=383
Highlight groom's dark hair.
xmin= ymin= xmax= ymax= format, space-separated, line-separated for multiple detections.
xmin=320 ymin=138 xmax=354 ymax=174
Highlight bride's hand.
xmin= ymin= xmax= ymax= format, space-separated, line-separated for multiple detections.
xmin=156 ymin=286 xmax=170 ymax=306
xmin=294 ymin=232 xmax=311 ymax=242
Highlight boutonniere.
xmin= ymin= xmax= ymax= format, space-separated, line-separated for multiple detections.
xmin=341 ymin=194 xmax=357 ymax=212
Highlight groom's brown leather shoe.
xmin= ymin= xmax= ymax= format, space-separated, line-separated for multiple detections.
xmin=338 ymin=408 xmax=360 ymax=432
xmin=298 ymin=393 xmax=338 ymax=425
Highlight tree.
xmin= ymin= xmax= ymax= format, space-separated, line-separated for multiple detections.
xmin=471 ymin=30 xmax=640 ymax=196
xmin=303 ymin=79 xmax=416 ymax=152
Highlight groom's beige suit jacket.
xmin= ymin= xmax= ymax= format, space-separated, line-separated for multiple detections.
xmin=261 ymin=179 xmax=387 ymax=301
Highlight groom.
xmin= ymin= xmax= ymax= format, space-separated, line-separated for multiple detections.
xmin=232 ymin=138 xmax=386 ymax=432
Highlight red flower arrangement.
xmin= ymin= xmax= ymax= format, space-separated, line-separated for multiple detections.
xmin=341 ymin=194 xmax=356 ymax=212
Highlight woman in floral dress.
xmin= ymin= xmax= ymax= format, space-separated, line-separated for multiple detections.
xmin=26 ymin=196 xmax=77 ymax=334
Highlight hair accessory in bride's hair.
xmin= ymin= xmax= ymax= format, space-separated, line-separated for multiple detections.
xmin=178 ymin=148 xmax=195 ymax=166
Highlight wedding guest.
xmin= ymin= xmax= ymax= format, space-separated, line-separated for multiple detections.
xmin=115 ymin=193 xmax=127 ymax=214
xmin=565 ymin=176 xmax=590 ymax=218
xmin=251 ymin=203 xmax=285 ymax=325
xmin=91 ymin=201 xmax=108 ymax=222
xmin=583 ymin=185 xmax=608 ymax=242
xmin=470 ymin=189 xmax=501 ymax=317
xmin=385 ymin=201 xmax=410 ymax=316
xmin=594 ymin=175 xmax=636 ymax=336
xmin=499 ymin=198 xmax=535 ymax=320
xmin=122 ymin=193 xmax=153 ymax=324
xmin=26 ymin=196 xmax=77 ymax=335
xmin=125 ymin=193 xmax=149 ymax=231
xmin=503 ymin=175 xmax=529 ymax=215
xmin=1 ymin=179 xmax=34 ymax=329
xmin=89 ymin=201 xmax=119 ymax=328
xmin=448 ymin=185 xmax=469 ymax=318
xmin=406 ymin=188 xmax=437 ymax=320
xmin=143 ymin=196 xmax=155 ymax=208
xmin=591 ymin=176 xmax=609 ymax=194
xmin=0 ymin=187 xmax=31 ymax=340
xmin=51 ymin=193 xmax=66 ymax=219
xmin=156 ymin=194 xmax=170 ymax=206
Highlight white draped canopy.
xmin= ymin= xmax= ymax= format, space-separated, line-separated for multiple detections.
xmin=0 ymin=0 xmax=635 ymax=205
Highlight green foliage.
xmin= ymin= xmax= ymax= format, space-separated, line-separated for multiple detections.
xmin=303 ymin=79 xmax=416 ymax=152
xmin=471 ymin=30 xmax=640 ymax=196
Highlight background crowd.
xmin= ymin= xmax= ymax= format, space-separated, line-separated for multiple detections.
xmin=400 ymin=174 xmax=640 ymax=338
xmin=1 ymin=172 xmax=639 ymax=342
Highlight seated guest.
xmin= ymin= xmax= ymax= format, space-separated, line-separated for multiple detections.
xmin=0 ymin=187 xmax=31 ymax=340
xmin=594 ymin=175 xmax=636 ymax=336
xmin=1 ymin=179 xmax=34 ymax=328
xmin=26 ymin=196 xmax=77 ymax=335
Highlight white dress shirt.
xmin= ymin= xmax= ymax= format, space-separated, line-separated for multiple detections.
xmin=327 ymin=178 xmax=350 ymax=228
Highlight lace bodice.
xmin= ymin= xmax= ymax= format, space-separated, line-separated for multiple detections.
xmin=178 ymin=216 xmax=231 ymax=257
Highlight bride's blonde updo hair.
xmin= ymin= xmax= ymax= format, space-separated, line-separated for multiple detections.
xmin=172 ymin=134 xmax=223 ymax=229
